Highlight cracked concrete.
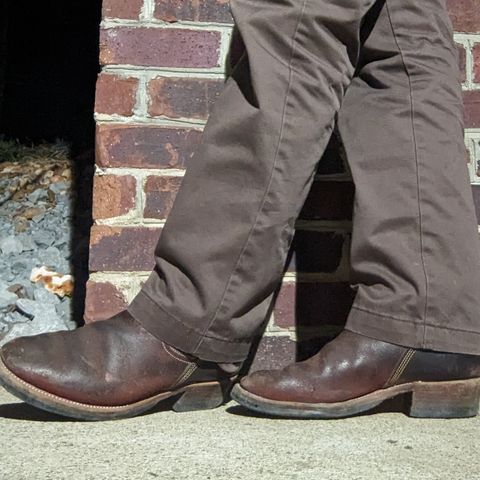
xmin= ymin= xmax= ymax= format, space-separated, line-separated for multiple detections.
xmin=0 ymin=387 xmax=478 ymax=480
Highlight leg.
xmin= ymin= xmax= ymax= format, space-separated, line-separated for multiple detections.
xmin=127 ymin=0 xmax=380 ymax=362
xmin=234 ymin=0 xmax=480 ymax=419
xmin=0 ymin=0 xmax=380 ymax=419
xmin=342 ymin=0 xmax=480 ymax=354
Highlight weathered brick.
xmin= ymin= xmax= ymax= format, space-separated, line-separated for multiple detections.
xmin=102 ymin=0 xmax=143 ymax=20
xmin=96 ymin=124 xmax=202 ymax=168
xmin=84 ymin=281 xmax=128 ymax=323
xmin=148 ymin=77 xmax=224 ymax=120
xmin=299 ymin=181 xmax=354 ymax=221
xmin=447 ymin=0 xmax=480 ymax=33
xmin=274 ymin=282 xmax=355 ymax=329
xmin=457 ymin=43 xmax=467 ymax=83
xmin=100 ymin=28 xmax=221 ymax=68
xmin=287 ymin=231 xmax=345 ymax=273
xmin=464 ymin=90 xmax=480 ymax=128
xmin=154 ymin=0 xmax=233 ymax=23
xmin=95 ymin=74 xmax=138 ymax=116
xmin=144 ymin=176 xmax=183 ymax=219
xmin=89 ymin=226 xmax=161 ymax=271
xmin=92 ymin=174 xmax=137 ymax=220
xmin=473 ymin=43 xmax=480 ymax=83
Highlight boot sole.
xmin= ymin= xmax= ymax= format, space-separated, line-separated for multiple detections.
xmin=0 ymin=358 xmax=232 ymax=421
xmin=231 ymin=378 xmax=480 ymax=419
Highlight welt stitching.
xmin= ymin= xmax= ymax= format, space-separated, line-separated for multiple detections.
xmin=191 ymin=0 xmax=310 ymax=353
xmin=385 ymin=0 xmax=430 ymax=346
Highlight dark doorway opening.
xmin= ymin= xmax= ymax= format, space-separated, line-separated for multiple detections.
xmin=0 ymin=0 xmax=102 ymax=151
xmin=0 ymin=0 xmax=102 ymax=326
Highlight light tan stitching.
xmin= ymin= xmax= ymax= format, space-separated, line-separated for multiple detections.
xmin=386 ymin=349 xmax=416 ymax=387
xmin=171 ymin=363 xmax=198 ymax=390
xmin=162 ymin=342 xmax=190 ymax=364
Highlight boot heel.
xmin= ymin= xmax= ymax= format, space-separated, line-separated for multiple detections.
xmin=172 ymin=382 xmax=231 ymax=412
xmin=409 ymin=378 xmax=480 ymax=418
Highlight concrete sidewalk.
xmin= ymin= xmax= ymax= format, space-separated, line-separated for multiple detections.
xmin=0 ymin=387 xmax=478 ymax=480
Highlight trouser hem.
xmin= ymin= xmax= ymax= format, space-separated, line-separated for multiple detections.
xmin=346 ymin=306 xmax=480 ymax=356
xmin=127 ymin=290 xmax=253 ymax=363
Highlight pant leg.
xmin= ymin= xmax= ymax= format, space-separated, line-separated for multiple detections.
xmin=128 ymin=0 xmax=378 ymax=362
xmin=339 ymin=0 xmax=480 ymax=355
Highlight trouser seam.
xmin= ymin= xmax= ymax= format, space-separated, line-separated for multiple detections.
xmin=385 ymin=0 xmax=430 ymax=347
xmin=134 ymin=290 xmax=251 ymax=345
xmin=351 ymin=305 xmax=480 ymax=335
xmin=191 ymin=0 xmax=310 ymax=355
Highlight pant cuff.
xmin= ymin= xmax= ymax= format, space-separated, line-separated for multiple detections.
xmin=127 ymin=290 xmax=252 ymax=363
xmin=346 ymin=305 xmax=480 ymax=356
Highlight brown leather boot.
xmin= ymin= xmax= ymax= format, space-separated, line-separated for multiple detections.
xmin=0 ymin=310 xmax=240 ymax=421
xmin=231 ymin=330 xmax=480 ymax=419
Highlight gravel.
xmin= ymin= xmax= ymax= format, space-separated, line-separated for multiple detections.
xmin=0 ymin=145 xmax=82 ymax=347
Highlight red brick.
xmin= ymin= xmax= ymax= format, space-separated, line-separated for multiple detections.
xmin=92 ymin=175 xmax=137 ymax=220
xmin=464 ymin=90 xmax=480 ymax=128
xmin=447 ymin=0 xmax=480 ymax=33
xmin=100 ymin=28 xmax=221 ymax=68
xmin=473 ymin=44 xmax=480 ymax=83
xmin=89 ymin=226 xmax=161 ymax=271
xmin=95 ymin=74 xmax=138 ymax=116
xmin=148 ymin=77 xmax=224 ymax=120
xmin=96 ymin=124 xmax=202 ymax=168
xmin=102 ymin=0 xmax=143 ymax=20
xmin=287 ymin=231 xmax=346 ymax=273
xmin=84 ymin=281 xmax=128 ymax=323
xmin=274 ymin=282 xmax=355 ymax=329
xmin=299 ymin=181 xmax=354 ymax=221
xmin=143 ymin=176 xmax=183 ymax=219
xmin=457 ymin=44 xmax=467 ymax=83
xmin=154 ymin=0 xmax=233 ymax=23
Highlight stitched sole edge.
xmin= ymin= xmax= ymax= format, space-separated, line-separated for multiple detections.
xmin=0 ymin=358 xmax=224 ymax=421
xmin=230 ymin=380 xmax=480 ymax=419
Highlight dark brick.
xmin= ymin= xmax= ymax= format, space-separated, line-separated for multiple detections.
xmin=287 ymin=230 xmax=346 ymax=273
xmin=473 ymin=43 xmax=480 ymax=83
xmin=92 ymin=175 xmax=137 ymax=220
xmin=447 ymin=0 xmax=480 ymax=33
xmin=154 ymin=0 xmax=233 ymax=23
xmin=274 ymin=282 xmax=355 ymax=329
xmin=96 ymin=124 xmax=202 ymax=169
xmin=95 ymin=74 xmax=138 ymax=116
xmin=148 ymin=77 xmax=224 ymax=120
xmin=464 ymin=90 xmax=480 ymax=128
xmin=102 ymin=0 xmax=143 ymax=19
xmin=100 ymin=27 xmax=221 ymax=68
xmin=144 ymin=176 xmax=183 ymax=219
xmin=300 ymin=181 xmax=354 ymax=221
xmin=89 ymin=226 xmax=161 ymax=271
xmin=84 ymin=281 xmax=128 ymax=323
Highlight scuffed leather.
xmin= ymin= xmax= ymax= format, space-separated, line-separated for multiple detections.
xmin=0 ymin=310 xmax=235 ymax=406
xmin=240 ymin=330 xmax=480 ymax=403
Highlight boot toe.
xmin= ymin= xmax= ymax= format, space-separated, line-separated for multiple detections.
xmin=1 ymin=336 xmax=39 ymax=380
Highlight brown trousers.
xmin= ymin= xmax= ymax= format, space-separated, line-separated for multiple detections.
xmin=128 ymin=0 xmax=480 ymax=362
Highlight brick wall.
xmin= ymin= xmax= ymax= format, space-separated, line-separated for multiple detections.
xmin=87 ymin=0 xmax=480 ymax=370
